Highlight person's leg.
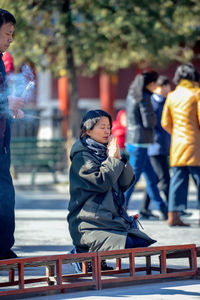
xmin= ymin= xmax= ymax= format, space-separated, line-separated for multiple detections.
xmin=140 ymin=192 xmax=159 ymax=219
xmin=0 ymin=150 xmax=15 ymax=259
xmin=150 ymin=155 xmax=170 ymax=204
xmin=141 ymin=192 xmax=151 ymax=211
xmin=168 ymin=167 xmax=190 ymax=226
xmin=168 ymin=167 xmax=188 ymax=212
xmin=188 ymin=166 xmax=200 ymax=210
xmin=142 ymin=156 xmax=168 ymax=219
xmin=125 ymin=145 xmax=147 ymax=207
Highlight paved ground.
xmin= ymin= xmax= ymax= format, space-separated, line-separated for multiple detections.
xmin=26 ymin=280 xmax=200 ymax=300
xmin=1 ymin=172 xmax=200 ymax=299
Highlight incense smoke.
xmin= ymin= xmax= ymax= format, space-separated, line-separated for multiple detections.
xmin=9 ymin=64 xmax=35 ymax=103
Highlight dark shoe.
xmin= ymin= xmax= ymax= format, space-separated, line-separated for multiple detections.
xmin=168 ymin=212 xmax=190 ymax=227
xmin=69 ymin=248 xmax=113 ymax=273
xmin=0 ymin=249 xmax=18 ymax=260
xmin=179 ymin=210 xmax=192 ymax=217
xmin=87 ymin=259 xmax=113 ymax=272
xmin=101 ymin=259 xmax=114 ymax=271
xmin=140 ymin=209 xmax=159 ymax=220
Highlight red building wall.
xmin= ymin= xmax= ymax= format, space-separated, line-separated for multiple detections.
xmin=56 ymin=60 xmax=200 ymax=117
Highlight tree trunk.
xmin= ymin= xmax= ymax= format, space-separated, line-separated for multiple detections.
xmin=62 ymin=0 xmax=81 ymax=170
xmin=66 ymin=45 xmax=80 ymax=140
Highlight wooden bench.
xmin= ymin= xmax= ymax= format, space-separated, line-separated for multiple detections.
xmin=0 ymin=252 xmax=98 ymax=297
xmin=97 ymin=244 xmax=198 ymax=289
xmin=0 ymin=244 xmax=198 ymax=298
xmin=10 ymin=137 xmax=67 ymax=185
xmin=166 ymin=246 xmax=200 ymax=271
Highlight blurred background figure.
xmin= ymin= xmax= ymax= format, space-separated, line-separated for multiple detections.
xmin=161 ymin=63 xmax=200 ymax=226
xmin=111 ymin=109 xmax=126 ymax=153
xmin=2 ymin=51 xmax=14 ymax=75
xmin=0 ymin=8 xmax=24 ymax=260
xmin=2 ymin=51 xmax=15 ymax=90
xmin=125 ymin=71 xmax=168 ymax=220
xmin=140 ymin=75 xmax=171 ymax=219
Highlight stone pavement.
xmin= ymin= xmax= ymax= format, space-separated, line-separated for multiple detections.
xmin=6 ymin=172 xmax=200 ymax=299
xmin=24 ymin=280 xmax=200 ymax=300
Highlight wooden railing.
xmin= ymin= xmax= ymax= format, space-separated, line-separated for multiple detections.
xmin=0 ymin=244 xmax=199 ymax=298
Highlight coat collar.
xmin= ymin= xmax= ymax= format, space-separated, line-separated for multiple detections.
xmin=178 ymin=79 xmax=199 ymax=89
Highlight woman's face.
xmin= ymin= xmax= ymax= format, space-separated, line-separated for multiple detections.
xmin=86 ymin=116 xmax=111 ymax=144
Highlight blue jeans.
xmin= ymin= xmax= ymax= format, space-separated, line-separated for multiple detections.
xmin=125 ymin=144 xmax=165 ymax=210
xmin=168 ymin=166 xmax=200 ymax=211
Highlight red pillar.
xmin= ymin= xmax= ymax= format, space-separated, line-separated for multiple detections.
xmin=58 ymin=76 xmax=69 ymax=137
xmin=99 ymin=73 xmax=117 ymax=119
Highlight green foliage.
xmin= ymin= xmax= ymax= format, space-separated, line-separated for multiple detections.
xmin=2 ymin=0 xmax=200 ymax=76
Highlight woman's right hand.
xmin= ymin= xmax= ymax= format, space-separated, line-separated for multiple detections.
xmin=107 ymin=135 xmax=121 ymax=159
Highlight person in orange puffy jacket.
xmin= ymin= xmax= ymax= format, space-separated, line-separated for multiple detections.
xmin=161 ymin=63 xmax=200 ymax=227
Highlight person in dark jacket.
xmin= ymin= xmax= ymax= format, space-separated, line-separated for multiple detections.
xmin=67 ymin=110 xmax=156 ymax=265
xmin=0 ymin=9 xmax=24 ymax=260
xmin=140 ymin=75 xmax=171 ymax=219
xmin=125 ymin=71 xmax=168 ymax=220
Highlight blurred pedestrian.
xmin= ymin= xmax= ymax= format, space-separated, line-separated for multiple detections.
xmin=161 ymin=63 xmax=200 ymax=226
xmin=67 ymin=109 xmax=156 ymax=271
xmin=2 ymin=51 xmax=14 ymax=75
xmin=0 ymin=8 xmax=24 ymax=259
xmin=125 ymin=71 xmax=168 ymax=220
xmin=111 ymin=109 xmax=126 ymax=152
xmin=141 ymin=75 xmax=171 ymax=219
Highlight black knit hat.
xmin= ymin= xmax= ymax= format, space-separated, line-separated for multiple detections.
xmin=80 ymin=109 xmax=112 ymax=139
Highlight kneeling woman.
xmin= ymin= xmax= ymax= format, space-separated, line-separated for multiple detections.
xmin=67 ymin=110 xmax=156 ymax=259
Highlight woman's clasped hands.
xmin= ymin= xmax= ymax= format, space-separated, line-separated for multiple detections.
xmin=107 ymin=135 xmax=121 ymax=160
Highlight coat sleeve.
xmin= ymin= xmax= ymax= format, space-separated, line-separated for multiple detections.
xmin=161 ymin=97 xmax=173 ymax=134
xmin=139 ymin=95 xmax=156 ymax=129
xmin=118 ymin=161 xmax=135 ymax=192
xmin=71 ymin=152 xmax=125 ymax=193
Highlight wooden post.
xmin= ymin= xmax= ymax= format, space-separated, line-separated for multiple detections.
xmin=58 ymin=76 xmax=69 ymax=138
xmin=99 ymin=73 xmax=117 ymax=119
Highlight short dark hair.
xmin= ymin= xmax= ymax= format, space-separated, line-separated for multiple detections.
xmin=157 ymin=75 xmax=170 ymax=86
xmin=80 ymin=110 xmax=112 ymax=139
xmin=173 ymin=63 xmax=200 ymax=85
xmin=0 ymin=9 xmax=16 ymax=28
xmin=142 ymin=70 xmax=159 ymax=87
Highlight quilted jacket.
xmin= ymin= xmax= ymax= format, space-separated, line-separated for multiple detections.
xmin=161 ymin=80 xmax=200 ymax=166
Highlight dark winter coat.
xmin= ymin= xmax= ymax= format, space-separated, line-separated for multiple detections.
xmin=126 ymin=88 xmax=156 ymax=144
xmin=67 ymin=139 xmax=156 ymax=253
